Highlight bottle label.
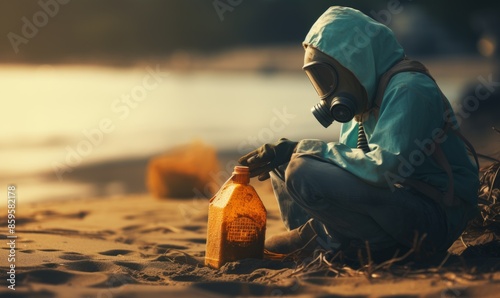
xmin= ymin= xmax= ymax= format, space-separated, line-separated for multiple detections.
xmin=226 ymin=216 xmax=259 ymax=247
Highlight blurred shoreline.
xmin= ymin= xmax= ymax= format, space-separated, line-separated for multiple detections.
xmin=2 ymin=149 xmax=245 ymax=203
xmin=0 ymin=46 xmax=495 ymax=75
xmin=2 ymin=49 xmax=498 ymax=203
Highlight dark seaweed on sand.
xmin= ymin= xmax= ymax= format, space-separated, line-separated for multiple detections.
xmin=451 ymin=159 xmax=500 ymax=257
xmin=450 ymin=128 xmax=500 ymax=257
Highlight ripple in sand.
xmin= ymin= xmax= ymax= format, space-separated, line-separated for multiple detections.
xmin=139 ymin=226 xmax=174 ymax=233
xmin=157 ymin=243 xmax=188 ymax=250
xmin=32 ymin=210 xmax=89 ymax=220
xmin=19 ymin=249 xmax=35 ymax=254
xmin=15 ymin=217 xmax=37 ymax=225
xmin=154 ymin=251 xmax=200 ymax=266
xmin=20 ymin=228 xmax=113 ymax=239
xmin=122 ymin=210 xmax=158 ymax=221
xmin=99 ymin=249 xmax=134 ymax=256
xmin=184 ymin=238 xmax=206 ymax=244
xmin=121 ymin=224 xmax=142 ymax=231
xmin=114 ymin=237 xmax=135 ymax=244
xmin=179 ymin=224 xmax=204 ymax=231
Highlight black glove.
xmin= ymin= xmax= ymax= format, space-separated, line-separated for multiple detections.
xmin=238 ymin=138 xmax=298 ymax=181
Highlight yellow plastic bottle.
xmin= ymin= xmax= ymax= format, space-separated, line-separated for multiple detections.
xmin=205 ymin=166 xmax=267 ymax=269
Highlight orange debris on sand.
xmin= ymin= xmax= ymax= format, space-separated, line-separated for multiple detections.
xmin=146 ymin=140 xmax=220 ymax=198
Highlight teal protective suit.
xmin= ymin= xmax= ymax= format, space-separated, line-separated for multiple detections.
xmin=296 ymin=7 xmax=479 ymax=210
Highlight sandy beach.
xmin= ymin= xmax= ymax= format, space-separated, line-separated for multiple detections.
xmin=1 ymin=166 xmax=500 ymax=298
xmin=2 ymin=0 xmax=500 ymax=295
xmin=0 ymin=51 xmax=498 ymax=298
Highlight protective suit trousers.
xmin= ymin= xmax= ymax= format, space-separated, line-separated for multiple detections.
xmin=270 ymin=155 xmax=461 ymax=252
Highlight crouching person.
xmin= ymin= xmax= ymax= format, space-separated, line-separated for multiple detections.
xmin=239 ymin=7 xmax=479 ymax=260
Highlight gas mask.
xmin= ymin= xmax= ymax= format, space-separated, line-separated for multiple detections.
xmin=303 ymin=46 xmax=368 ymax=128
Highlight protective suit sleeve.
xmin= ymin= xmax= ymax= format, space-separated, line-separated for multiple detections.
xmin=294 ymin=74 xmax=444 ymax=188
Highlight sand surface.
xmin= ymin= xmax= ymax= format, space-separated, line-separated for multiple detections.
xmin=1 ymin=178 xmax=499 ymax=298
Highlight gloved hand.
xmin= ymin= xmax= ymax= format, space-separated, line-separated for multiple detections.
xmin=238 ymin=138 xmax=298 ymax=181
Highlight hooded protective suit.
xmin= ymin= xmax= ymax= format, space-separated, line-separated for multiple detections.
xmin=263 ymin=6 xmax=484 ymax=252
xmin=297 ymin=7 xmax=479 ymax=209
xmin=246 ymin=6 xmax=481 ymax=253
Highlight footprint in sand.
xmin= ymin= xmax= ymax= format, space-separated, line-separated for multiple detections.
xmin=17 ymin=269 xmax=74 ymax=285
xmin=59 ymin=252 xmax=90 ymax=261
xmin=155 ymin=250 xmax=201 ymax=266
xmin=16 ymin=268 xmax=108 ymax=288
xmin=64 ymin=260 xmax=112 ymax=272
xmin=154 ymin=244 xmax=188 ymax=254
xmin=98 ymin=249 xmax=135 ymax=256
xmin=90 ymin=273 xmax=138 ymax=288
xmin=170 ymin=275 xmax=203 ymax=282
xmin=114 ymin=261 xmax=145 ymax=271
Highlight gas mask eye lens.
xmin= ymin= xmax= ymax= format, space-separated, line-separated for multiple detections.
xmin=303 ymin=62 xmax=338 ymax=99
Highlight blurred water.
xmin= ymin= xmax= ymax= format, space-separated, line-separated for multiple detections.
xmin=0 ymin=64 xmax=489 ymax=201
xmin=0 ymin=66 xmax=317 ymax=174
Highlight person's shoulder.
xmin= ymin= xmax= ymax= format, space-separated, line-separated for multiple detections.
xmin=388 ymin=71 xmax=439 ymax=95
xmin=380 ymin=72 xmax=443 ymax=111
xmin=384 ymin=71 xmax=441 ymax=101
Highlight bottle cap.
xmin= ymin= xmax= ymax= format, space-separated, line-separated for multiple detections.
xmin=233 ymin=166 xmax=249 ymax=175
xmin=232 ymin=166 xmax=250 ymax=184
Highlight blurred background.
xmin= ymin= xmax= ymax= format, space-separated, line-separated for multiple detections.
xmin=0 ymin=0 xmax=499 ymax=202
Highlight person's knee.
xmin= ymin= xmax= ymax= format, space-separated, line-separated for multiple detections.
xmin=284 ymin=156 xmax=312 ymax=188
xmin=284 ymin=156 xmax=325 ymax=208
